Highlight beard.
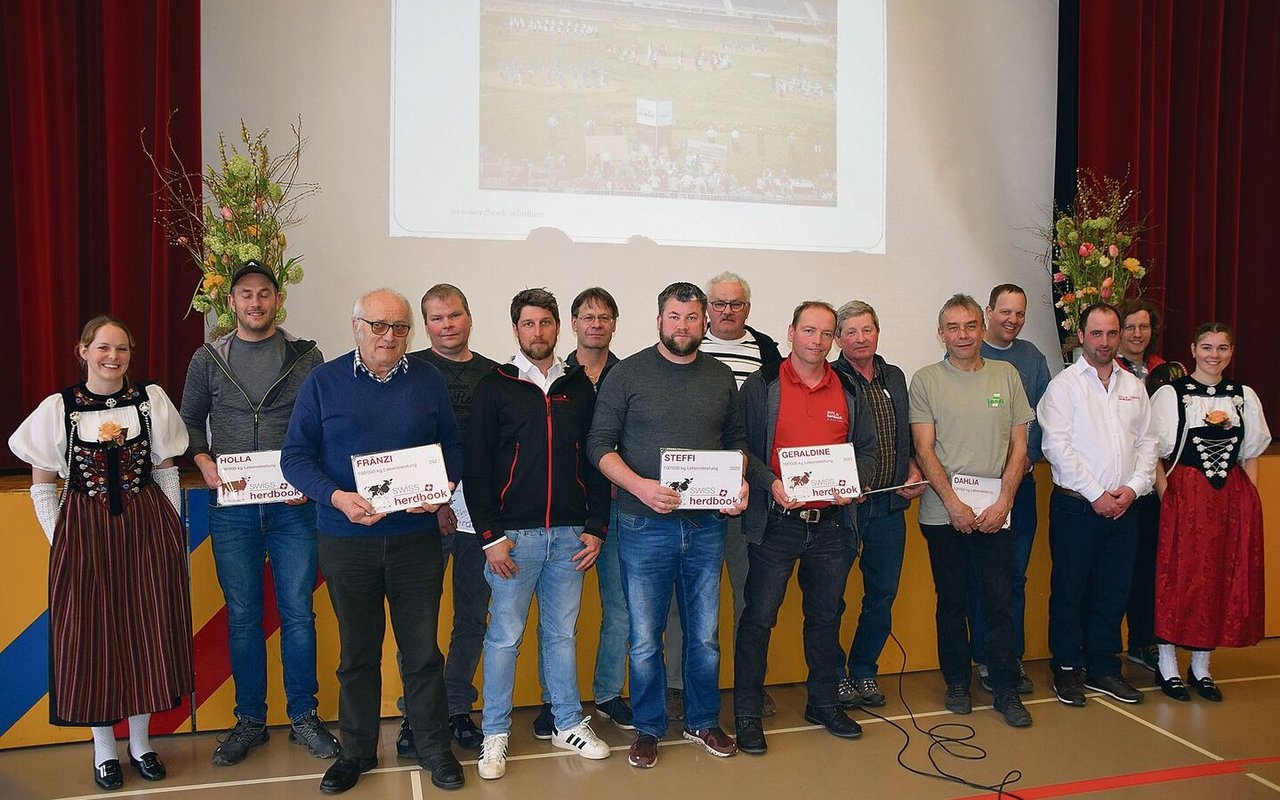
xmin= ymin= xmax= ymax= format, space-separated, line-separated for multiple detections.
xmin=520 ymin=340 xmax=555 ymax=362
xmin=661 ymin=329 xmax=702 ymax=357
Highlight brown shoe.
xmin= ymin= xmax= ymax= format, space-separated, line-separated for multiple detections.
xmin=628 ymin=733 xmax=659 ymax=769
xmin=682 ymin=726 xmax=737 ymax=757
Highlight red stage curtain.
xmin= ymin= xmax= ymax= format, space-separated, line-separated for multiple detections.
xmin=1 ymin=0 xmax=203 ymax=469
xmin=1078 ymin=0 xmax=1280 ymax=423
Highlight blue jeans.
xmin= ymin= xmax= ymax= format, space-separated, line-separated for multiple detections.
xmin=841 ymin=492 xmax=907 ymax=680
xmin=592 ymin=501 xmax=629 ymax=701
xmin=1048 ymin=492 xmax=1139 ymax=676
xmin=969 ymin=471 xmax=1037 ymax=663
xmin=617 ymin=510 xmax=725 ymax=738
xmin=209 ymin=499 xmax=320 ymax=723
xmin=481 ymin=527 xmax=587 ymax=736
xmin=734 ymin=510 xmax=849 ymax=714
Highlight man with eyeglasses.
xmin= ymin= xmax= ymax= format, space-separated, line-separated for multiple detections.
xmin=281 ymin=288 xmax=466 ymax=793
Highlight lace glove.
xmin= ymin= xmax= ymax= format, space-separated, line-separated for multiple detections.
xmin=30 ymin=483 xmax=60 ymax=544
xmin=153 ymin=466 xmax=182 ymax=517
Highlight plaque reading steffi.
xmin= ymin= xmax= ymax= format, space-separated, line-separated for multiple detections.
xmin=351 ymin=443 xmax=452 ymax=514
xmin=216 ymin=450 xmax=304 ymax=506
xmin=777 ymin=443 xmax=861 ymax=502
xmin=659 ymin=448 xmax=743 ymax=510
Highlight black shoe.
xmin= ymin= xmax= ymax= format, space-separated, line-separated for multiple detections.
xmin=836 ymin=677 xmax=863 ymax=709
xmin=320 ymin=756 xmax=377 ymax=794
xmin=993 ymin=692 xmax=1033 ymax=728
xmin=420 ymin=751 xmax=465 ymax=790
xmin=1187 ymin=667 xmax=1223 ymax=702
xmin=1157 ymin=672 xmax=1191 ymax=701
xmin=665 ymin=687 xmax=685 ymax=721
xmin=735 ymin=716 xmax=767 ymax=754
xmin=1085 ymin=673 xmax=1144 ymax=704
xmin=128 ymin=750 xmax=166 ymax=781
xmin=803 ymin=704 xmax=862 ymax=739
xmin=396 ymin=718 xmax=416 ymax=759
xmin=532 ymin=702 xmax=553 ymax=740
xmin=595 ymin=695 xmax=636 ymax=730
xmin=1016 ymin=660 xmax=1035 ymax=694
xmin=855 ymin=677 xmax=886 ymax=708
xmin=449 ymin=713 xmax=483 ymax=750
xmin=211 ymin=716 xmax=268 ymax=766
xmin=944 ymin=683 xmax=972 ymax=715
xmin=1053 ymin=667 xmax=1086 ymax=707
xmin=976 ymin=664 xmax=993 ymax=693
xmin=1127 ymin=645 xmax=1159 ymax=672
xmin=290 ymin=711 xmax=341 ymax=758
xmin=94 ymin=759 xmax=123 ymax=791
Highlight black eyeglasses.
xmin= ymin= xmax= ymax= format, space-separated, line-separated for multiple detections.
xmin=709 ymin=300 xmax=748 ymax=312
xmin=359 ymin=318 xmax=412 ymax=337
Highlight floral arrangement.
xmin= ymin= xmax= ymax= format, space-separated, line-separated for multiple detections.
xmin=1045 ymin=169 xmax=1147 ymax=343
xmin=98 ymin=422 xmax=126 ymax=448
xmin=145 ymin=117 xmax=317 ymax=338
xmin=1204 ymin=409 xmax=1232 ymax=429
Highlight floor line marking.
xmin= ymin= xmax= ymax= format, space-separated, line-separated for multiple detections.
xmin=410 ymin=769 xmax=424 ymax=800
xmin=1245 ymin=772 xmax=1280 ymax=793
xmin=1093 ymin=697 xmax=1224 ymax=761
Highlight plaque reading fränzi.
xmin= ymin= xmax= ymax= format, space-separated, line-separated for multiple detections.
xmin=351 ymin=443 xmax=451 ymax=514
xmin=659 ymin=448 xmax=743 ymax=510
xmin=216 ymin=450 xmax=304 ymax=506
xmin=777 ymin=442 xmax=861 ymax=502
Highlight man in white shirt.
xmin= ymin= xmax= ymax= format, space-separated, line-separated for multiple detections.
xmin=1038 ymin=303 xmax=1158 ymax=707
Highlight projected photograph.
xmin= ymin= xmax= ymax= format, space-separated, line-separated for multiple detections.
xmin=477 ymin=0 xmax=838 ymax=207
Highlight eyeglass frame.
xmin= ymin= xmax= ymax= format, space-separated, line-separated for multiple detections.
xmin=358 ymin=317 xmax=412 ymax=337
xmin=709 ymin=300 xmax=749 ymax=312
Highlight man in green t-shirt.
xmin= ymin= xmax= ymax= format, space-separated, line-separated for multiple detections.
xmin=908 ymin=294 xmax=1034 ymax=729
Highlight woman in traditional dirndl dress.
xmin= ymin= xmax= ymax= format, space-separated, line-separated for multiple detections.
xmin=8 ymin=316 xmax=192 ymax=790
xmin=1149 ymin=322 xmax=1270 ymax=702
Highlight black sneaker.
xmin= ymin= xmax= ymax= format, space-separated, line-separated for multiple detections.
xmin=944 ymin=684 xmax=972 ymax=715
xmin=976 ymin=663 xmax=993 ymax=692
xmin=449 ymin=712 xmax=483 ymax=750
xmin=1053 ymin=667 xmax=1086 ymax=707
xmin=837 ymin=677 xmax=863 ymax=709
xmin=1085 ymin=673 xmax=1144 ymax=704
xmin=762 ymin=690 xmax=777 ymax=718
xmin=1126 ymin=645 xmax=1159 ymax=672
xmin=532 ymin=702 xmax=554 ymax=740
xmin=1016 ymin=660 xmax=1035 ymax=694
xmin=395 ymin=718 xmax=416 ymax=759
xmin=595 ymin=696 xmax=636 ymax=730
xmin=993 ymin=692 xmax=1033 ymax=727
xmin=290 ymin=711 xmax=340 ymax=758
xmin=212 ymin=717 xmax=269 ymax=766
xmin=665 ymin=688 xmax=685 ymax=721
xmin=855 ymin=677 xmax=886 ymax=707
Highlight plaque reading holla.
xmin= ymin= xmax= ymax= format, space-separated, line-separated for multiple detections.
xmin=351 ymin=443 xmax=452 ymax=514
xmin=658 ymin=448 xmax=743 ymax=510
xmin=216 ymin=450 xmax=304 ymax=506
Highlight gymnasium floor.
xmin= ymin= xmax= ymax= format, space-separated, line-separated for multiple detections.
xmin=2 ymin=639 xmax=1277 ymax=800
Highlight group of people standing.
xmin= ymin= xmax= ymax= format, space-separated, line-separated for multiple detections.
xmin=7 ymin=264 xmax=1269 ymax=793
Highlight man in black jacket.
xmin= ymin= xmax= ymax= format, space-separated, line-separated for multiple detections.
xmin=733 ymin=301 xmax=877 ymax=754
xmin=465 ymin=289 xmax=612 ymax=781
xmin=832 ymin=300 xmax=926 ymax=708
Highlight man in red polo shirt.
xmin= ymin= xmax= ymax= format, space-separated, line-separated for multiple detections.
xmin=732 ymin=301 xmax=878 ymax=755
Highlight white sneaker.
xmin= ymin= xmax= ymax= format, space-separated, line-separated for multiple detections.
xmin=477 ymin=733 xmax=508 ymax=780
xmin=551 ymin=716 xmax=610 ymax=760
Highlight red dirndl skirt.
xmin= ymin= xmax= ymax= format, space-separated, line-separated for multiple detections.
xmin=48 ymin=484 xmax=194 ymax=725
xmin=1154 ymin=466 xmax=1265 ymax=648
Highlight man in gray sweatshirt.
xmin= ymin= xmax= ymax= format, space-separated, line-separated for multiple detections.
xmin=179 ymin=261 xmax=336 ymax=766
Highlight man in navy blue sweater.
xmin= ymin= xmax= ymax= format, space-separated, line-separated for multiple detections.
xmin=281 ymin=289 xmax=465 ymax=794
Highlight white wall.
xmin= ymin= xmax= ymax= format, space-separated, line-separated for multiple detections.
xmin=201 ymin=0 xmax=1062 ymax=375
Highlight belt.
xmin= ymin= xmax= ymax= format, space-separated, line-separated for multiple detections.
xmin=1053 ymin=486 xmax=1086 ymax=500
xmin=772 ymin=504 xmax=839 ymax=523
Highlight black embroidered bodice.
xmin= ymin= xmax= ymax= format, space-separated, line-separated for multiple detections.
xmin=61 ymin=382 xmax=155 ymax=515
xmin=1171 ymin=378 xmax=1245 ymax=490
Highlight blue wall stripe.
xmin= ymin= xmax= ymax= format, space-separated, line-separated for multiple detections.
xmin=0 ymin=612 xmax=49 ymax=736
xmin=188 ymin=488 xmax=211 ymax=552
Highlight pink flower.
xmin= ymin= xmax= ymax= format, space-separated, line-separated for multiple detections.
xmin=220 ymin=206 xmax=233 ymax=220
xmin=1053 ymin=272 xmax=1067 ymax=283
xmin=1100 ymin=287 xmax=1112 ymax=299
xmin=1108 ymin=244 xmax=1119 ymax=258
xmin=177 ymin=235 xmax=189 ymax=246
xmin=1079 ymin=242 xmax=1095 ymax=257
xmin=1101 ymin=276 xmax=1115 ymax=289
